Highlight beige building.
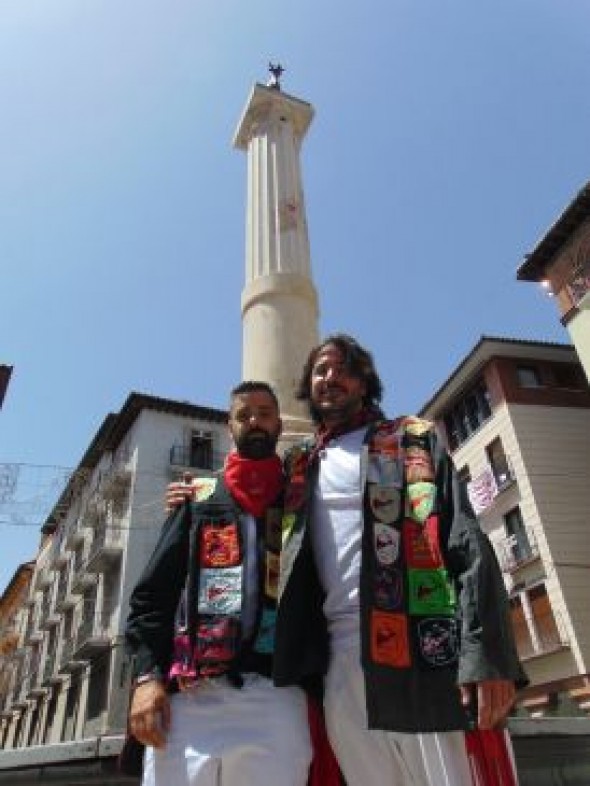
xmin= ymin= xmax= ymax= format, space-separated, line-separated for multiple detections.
xmin=420 ymin=336 xmax=590 ymax=717
xmin=517 ymin=181 xmax=590 ymax=382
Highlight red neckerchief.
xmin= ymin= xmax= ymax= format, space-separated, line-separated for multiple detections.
xmin=223 ymin=452 xmax=283 ymax=518
xmin=310 ymin=406 xmax=384 ymax=461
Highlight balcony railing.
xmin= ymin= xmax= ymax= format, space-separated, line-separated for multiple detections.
xmin=498 ymin=527 xmax=540 ymax=572
xmin=467 ymin=461 xmax=517 ymax=516
xmin=54 ymin=571 xmax=76 ymax=611
xmin=42 ymin=653 xmax=62 ymax=686
xmin=25 ymin=667 xmax=46 ymax=698
xmin=58 ymin=639 xmax=86 ymax=673
xmin=85 ymin=525 xmax=123 ymax=572
xmin=73 ymin=613 xmax=112 ymax=659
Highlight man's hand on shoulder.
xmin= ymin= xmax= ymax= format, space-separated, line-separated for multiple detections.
xmin=460 ymin=679 xmax=516 ymax=730
xmin=129 ymin=679 xmax=170 ymax=749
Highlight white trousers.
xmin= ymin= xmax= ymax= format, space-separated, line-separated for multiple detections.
xmin=324 ymin=647 xmax=515 ymax=786
xmin=142 ymin=674 xmax=311 ymax=786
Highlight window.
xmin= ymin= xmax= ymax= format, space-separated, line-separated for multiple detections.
xmin=190 ymin=431 xmax=213 ymax=469
xmin=457 ymin=466 xmax=471 ymax=508
xmin=509 ymin=583 xmax=564 ymax=660
xmin=486 ymin=437 xmax=512 ymax=489
xmin=529 ymin=584 xmax=561 ymax=653
xmin=552 ymin=363 xmax=585 ymax=390
xmin=503 ymin=506 xmax=532 ymax=566
xmin=443 ymin=380 xmax=492 ymax=451
xmin=517 ymin=365 xmax=542 ymax=388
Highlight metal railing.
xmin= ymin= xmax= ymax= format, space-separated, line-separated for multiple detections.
xmin=498 ymin=527 xmax=539 ymax=572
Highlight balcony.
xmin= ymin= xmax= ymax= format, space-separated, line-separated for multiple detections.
xmin=24 ymin=616 xmax=43 ymax=645
xmin=25 ymin=667 xmax=47 ymax=698
xmin=467 ymin=462 xmax=517 ymax=517
xmin=49 ymin=527 xmax=69 ymax=568
xmin=58 ymin=639 xmax=86 ymax=673
xmin=169 ymin=444 xmax=224 ymax=475
xmin=101 ymin=468 xmax=132 ymax=516
xmin=54 ymin=573 xmax=76 ymax=612
xmin=38 ymin=597 xmax=60 ymax=631
xmin=73 ymin=613 xmax=112 ymax=660
xmin=32 ymin=564 xmax=53 ymax=591
xmin=11 ymin=680 xmax=29 ymax=709
xmin=498 ymin=528 xmax=540 ymax=573
xmin=41 ymin=653 xmax=63 ymax=686
xmin=85 ymin=525 xmax=123 ymax=573
xmin=513 ymin=610 xmax=569 ymax=661
xmin=64 ymin=517 xmax=88 ymax=549
xmin=70 ymin=557 xmax=96 ymax=594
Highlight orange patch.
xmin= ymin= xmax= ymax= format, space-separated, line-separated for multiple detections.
xmin=370 ymin=610 xmax=411 ymax=668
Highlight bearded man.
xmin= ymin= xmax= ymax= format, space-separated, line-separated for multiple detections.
xmin=125 ymin=381 xmax=312 ymax=786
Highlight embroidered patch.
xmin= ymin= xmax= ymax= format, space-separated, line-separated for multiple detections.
xmin=416 ymin=617 xmax=459 ymax=667
xmin=407 ymin=569 xmax=455 ymax=615
xmin=373 ymin=567 xmax=403 ymax=611
xmin=192 ymin=477 xmax=217 ymax=502
xmin=200 ymin=522 xmax=240 ymax=568
xmin=403 ymin=518 xmax=443 ymax=569
xmin=198 ymin=566 xmax=242 ymax=614
xmin=374 ymin=522 xmax=401 ymax=565
xmin=370 ymin=431 xmax=402 ymax=458
xmin=253 ymin=607 xmax=276 ymax=653
xmin=402 ymin=417 xmax=432 ymax=437
xmin=367 ymin=455 xmax=403 ymax=486
xmin=281 ymin=513 xmax=296 ymax=545
xmin=196 ymin=616 xmax=240 ymax=664
xmin=265 ymin=508 xmax=283 ymax=552
xmin=406 ymin=482 xmax=436 ymax=523
xmin=404 ymin=446 xmax=435 ymax=484
xmin=265 ymin=551 xmax=280 ymax=600
xmin=369 ymin=484 xmax=402 ymax=524
xmin=370 ymin=610 xmax=410 ymax=668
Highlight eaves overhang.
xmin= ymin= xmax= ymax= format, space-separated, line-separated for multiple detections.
xmin=419 ymin=335 xmax=575 ymax=420
xmin=517 ymin=182 xmax=590 ymax=282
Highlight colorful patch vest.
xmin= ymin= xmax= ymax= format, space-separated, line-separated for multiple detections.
xmin=361 ymin=416 xmax=460 ymax=673
xmin=168 ymin=477 xmax=282 ymax=688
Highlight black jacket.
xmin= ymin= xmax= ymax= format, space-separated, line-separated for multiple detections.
xmin=273 ymin=418 xmax=528 ymax=732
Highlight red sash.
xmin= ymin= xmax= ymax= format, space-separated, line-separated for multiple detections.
xmin=465 ymin=729 xmax=518 ymax=786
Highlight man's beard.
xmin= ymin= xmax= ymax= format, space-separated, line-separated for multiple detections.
xmin=309 ymin=391 xmax=364 ymax=426
xmin=235 ymin=430 xmax=279 ymax=459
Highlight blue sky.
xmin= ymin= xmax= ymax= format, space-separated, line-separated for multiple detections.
xmin=1 ymin=0 xmax=589 ymax=591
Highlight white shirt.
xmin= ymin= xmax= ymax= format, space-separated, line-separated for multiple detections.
xmin=310 ymin=427 xmax=367 ymax=650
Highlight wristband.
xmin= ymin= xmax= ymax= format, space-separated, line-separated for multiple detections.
xmin=134 ymin=672 xmax=162 ymax=688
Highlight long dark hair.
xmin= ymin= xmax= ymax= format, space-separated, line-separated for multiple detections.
xmin=296 ymin=334 xmax=384 ymax=420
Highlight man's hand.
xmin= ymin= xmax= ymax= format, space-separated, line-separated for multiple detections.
xmin=460 ymin=679 xmax=516 ymax=730
xmin=129 ymin=680 xmax=171 ymax=749
xmin=165 ymin=472 xmax=195 ymax=512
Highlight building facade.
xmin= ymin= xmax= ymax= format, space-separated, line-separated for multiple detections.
xmin=0 ymin=393 xmax=229 ymax=770
xmin=420 ymin=337 xmax=590 ymax=717
xmin=517 ymin=182 xmax=590 ymax=382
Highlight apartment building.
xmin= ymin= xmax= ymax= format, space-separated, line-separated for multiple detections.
xmin=0 ymin=392 xmax=229 ymax=777
xmin=420 ymin=336 xmax=590 ymax=718
xmin=0 ymin=562 xmax=34 ymax=744
xmin=517 ymin=181 xmax=590 ymax=382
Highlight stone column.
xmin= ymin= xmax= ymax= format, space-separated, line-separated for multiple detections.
xmin=234 ymin=82 xmax=319 ymax=441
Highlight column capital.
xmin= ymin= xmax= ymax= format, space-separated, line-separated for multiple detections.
xmin=233 ymin=83 xmax=314 ymax=150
